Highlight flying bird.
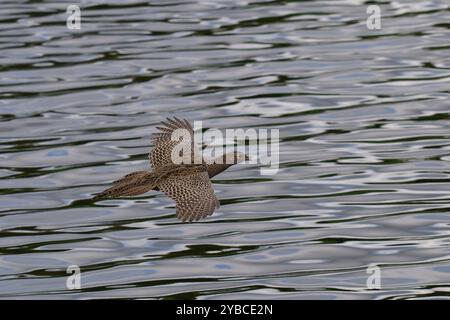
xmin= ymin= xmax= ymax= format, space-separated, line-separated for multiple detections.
xmin=94 ymin=117 xmax=248 ymax=222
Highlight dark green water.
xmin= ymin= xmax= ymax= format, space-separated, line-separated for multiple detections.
xmin=1 ymin=0 xmax=450 ymax=299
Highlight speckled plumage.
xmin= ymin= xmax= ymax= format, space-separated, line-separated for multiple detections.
xmin=94 ymin=117 xmax=247 ymax=222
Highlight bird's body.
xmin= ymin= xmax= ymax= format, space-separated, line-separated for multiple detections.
xmin=94 ymin=117 xmax=248 ymax=222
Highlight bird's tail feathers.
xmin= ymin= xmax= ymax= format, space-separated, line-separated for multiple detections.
xmin=93 ymin=171 xmax=155 ymax=200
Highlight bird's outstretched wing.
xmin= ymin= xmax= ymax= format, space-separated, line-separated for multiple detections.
xmin=157 ymin=171 xmax=219 ymax=222
xmin=149 ymin=117 xmax=202 ymax=170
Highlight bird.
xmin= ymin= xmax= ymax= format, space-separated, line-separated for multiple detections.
xmin=93 ymin=117 xmax=249 ymax=222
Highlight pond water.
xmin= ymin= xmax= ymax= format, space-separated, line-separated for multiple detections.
xmin=1 ymin=0 xmax=450 ymax=299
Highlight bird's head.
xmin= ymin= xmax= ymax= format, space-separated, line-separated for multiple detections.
xmin=237 ymin=151 xmax=250 ymax=163
xmin=206 ymin=151 xmax=250 ymax=178
xmin=223 ymin=151 xmax=249 ymax=165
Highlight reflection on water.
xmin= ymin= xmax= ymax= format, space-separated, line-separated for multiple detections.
xmin=1 ymin=0 xmax=450 ymax=299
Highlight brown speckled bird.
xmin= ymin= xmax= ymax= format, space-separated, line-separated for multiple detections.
xmin=94 ymin=117 xmax=248 ymax=222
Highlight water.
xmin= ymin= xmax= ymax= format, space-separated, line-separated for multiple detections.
xmin=1 ymin=0 xmax=450 ymax=299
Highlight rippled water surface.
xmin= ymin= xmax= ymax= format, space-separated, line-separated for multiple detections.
xmin=1 ymin=0 xmax=450 ymax=299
